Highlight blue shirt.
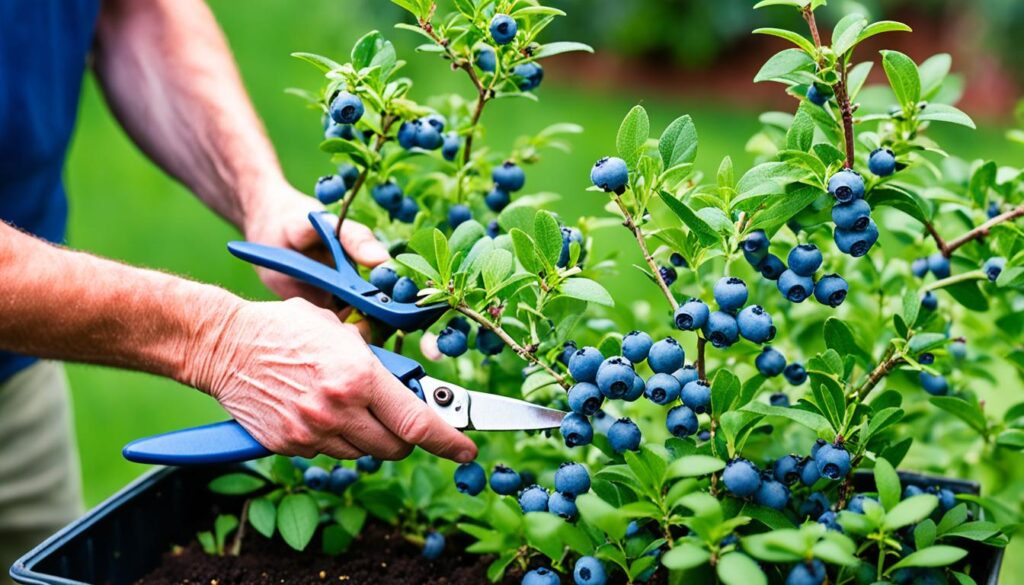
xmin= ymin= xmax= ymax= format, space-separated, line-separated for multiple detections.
xmin=0 ymin=0 xmax=101 ymax=382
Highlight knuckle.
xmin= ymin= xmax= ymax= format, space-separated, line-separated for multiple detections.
xmin=396 ymin=410 xmax=432 ymax=445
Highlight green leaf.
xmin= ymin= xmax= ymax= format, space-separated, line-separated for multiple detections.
xmin=742 ymin=401 xmax=832 ymax=434
xmin=509 ymin=229 xmax=539 ymax=273
xmin=524 ymin=512 xmax=565 ymax=562
xmin=208 ymin=473 xmax=266 ymax=496
xmin=867 ymin=186 xmax=932 ymax=224
xmin=755 ymin=49 xmax=814 ymax=83
xmin=213 ymin=514 xmax=238 ymax=554
xmin=534 ymin=42 xmax=594 ymax=59
xmin=996 ymin=429 xmax=1024 ymax=449
xmin=666 ymin=455 xmax=726 ymax=478
xmin=929 ymin=396 xmax=988 ymax=435
xmin=884 ymin=495 xmax=939 ymax=531
xmin=823 ymin=318 xmax=871 ymax=364
xmin=658 ymin=115 xmax=699 ymax=168
xmin=351 ymin=31 xmax=383 ymax=70
xmin=481 ymin=249 xmax=515 ymax=292
xmin=658 ymin=191 xmax=722 ymax=247
xmin=249 ymin=497 xmax=277 ymax=539
xmin=846 ymin=61 xmax=874 ymax=100
xmin=881 ymin=50 xmax=921 ymax=109
xmin=717 ymin=552 xmax=767 ymax=585
xmin=277 ymin=493 xmax=320 ymax=551
xmin=874 ymin=458 xmax=902 ymax=511
xmin=915 ymin=519 xmax=937 ymax=549
xmin=787 ymin=102 xmax=815 ymax=151
xmin=968 ymin=161 xmax=998 ymax=208
xmin=945 ymin=279 xmax=989 ymax=312
xmin=321 ymin=524 xmax=355 ymax=555
xmin=908 ymin=333 xmax=947 ymax=354
xmin=918 ymin=103 xmax=976 ymax=129
xmin=559 ymin=278 xmax=614 ymax=307
xmin=855 ymin=21 xmax=912 ymax=46
xmin=889 ymin=545 xmax=967 ymax=571
xmin=617 ymin=105 xmax=650 ymax=168
xmin=754 ymin=0 xmax=810 ymax=8
xmin=533 ymin=211 xmax=563 ymax=269
xmin=941 ymin=521 xmax=1001 ymax=542
xmin=661 ymin=542 xmax=711 ymax=570
xmin=290 ymin=51 xmax=343 ymax=73
xmin=746 ymin=185 xmax=823 ymax=232
xmin=919 ymin=53 xmax=952 ymax=99
xmin=396 ymin=253 xmax=442 ymax=282
xmin=576 ymin=493 xmax=629 ymax=541
xmin=831 ymin=13 xmax=868 ymax=57
xmin=753 ymin=28 xmax=817 ymax=55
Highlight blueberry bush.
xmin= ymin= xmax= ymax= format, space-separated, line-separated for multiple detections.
xmin=206 ymin=1 xmax=1024 ymax=583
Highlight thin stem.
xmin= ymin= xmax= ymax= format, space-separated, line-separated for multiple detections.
xmin=943 ymin=204 xmax=1024 ymax=257
xmin=852 ymin=351 xmax=904 ymax=401
xmin=802 ymin=6 xmax=856 ymax=169
xmin=697 ymin=337 xmax=708 ymax=383
xmin=230 ymin=499 xmax=250 ymax=557
xmin=920 ymin=270 xmax=988 ymax=293
xmin=456 ymin=303 xmax=569 ymax=389
xmin=335 ymin=114 xmax=397 ymax=235
xmin=610 ymin=193 xmax=678 ymax=311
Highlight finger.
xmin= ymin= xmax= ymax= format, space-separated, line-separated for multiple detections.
xmin=337 ymin=411 xmax=413 ymax=461
xmin=260 ymin=269 xmax=334 ymax=306
xmin=315 ymin=436 xmax=365 ymax=461
xmin=337 ymin=219 xmax=390 ymax=267
xmin=367 ymin=366 xmax=478 ymax=463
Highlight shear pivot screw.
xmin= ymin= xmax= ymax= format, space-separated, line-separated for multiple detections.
xmin=433 ymin=387 xmax=454 ymax=407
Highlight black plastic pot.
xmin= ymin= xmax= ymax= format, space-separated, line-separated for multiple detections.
xmin=9 ymin=466 xmax=1005 ymax=584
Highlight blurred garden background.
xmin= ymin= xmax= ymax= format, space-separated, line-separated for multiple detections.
xmin=63 ymin=0 xmax=1023 ymax=573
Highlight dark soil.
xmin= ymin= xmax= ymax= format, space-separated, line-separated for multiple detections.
xmin=135 ymin=521 xmax=523 ymax=585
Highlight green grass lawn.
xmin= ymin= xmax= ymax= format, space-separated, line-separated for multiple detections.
xmin=58 ymin=0 xmax=1022 ymax=577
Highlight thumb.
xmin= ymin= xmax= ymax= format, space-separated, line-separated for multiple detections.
xmin=338 ymin=218 xmax=390 ymax=267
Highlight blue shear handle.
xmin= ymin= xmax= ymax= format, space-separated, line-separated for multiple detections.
xmin=122 ymin=346 xmax=425 ymax=465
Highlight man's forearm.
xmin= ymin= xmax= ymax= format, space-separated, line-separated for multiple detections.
xmin=93 ymin=0 xmax=286 ymax=229
xmin=0 ymin=223 xmax=241 ymax=384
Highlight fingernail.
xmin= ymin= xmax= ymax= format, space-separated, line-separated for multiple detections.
xmin=456 ymin=450 xmax=475 ymax=464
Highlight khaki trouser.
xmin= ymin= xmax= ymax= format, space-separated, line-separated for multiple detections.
xmin=0 ymin=361 xmax=83 ymax=584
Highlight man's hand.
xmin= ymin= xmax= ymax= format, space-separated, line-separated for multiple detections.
xmin=184 ymin=297 xmax=478 ymax=463
xmin=243 ymin=182 xmax=390 ymax=306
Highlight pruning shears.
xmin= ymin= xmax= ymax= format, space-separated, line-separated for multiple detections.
xmin=122 ymin=212 xmax=566 ymax=465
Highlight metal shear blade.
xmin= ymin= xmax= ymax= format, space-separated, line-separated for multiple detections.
xmin=421 ymin=376 xmax=565 ymax=431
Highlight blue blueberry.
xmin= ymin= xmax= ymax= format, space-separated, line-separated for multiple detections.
xmin=755 ymin=476 xmax=790 ymax=510
xmin=817 ymin=510 xmax=842 ymax=532
xmin=607 ymin=418 xmax=642 ymax=453
xmin=424 ymin=114 xmax=446 ymax=133
xmin=773 ymin=455 xmax=802 ymax=485
xmin=788 ymin=244 xmax=823 ymax=277
xmin=442 ymin=133 xmax=461 ymax=162
xmin=622 ymin=331 xmax=653 ymax=363
xmin=784 ymin=363 xmax=807 ymax=386
xmin=799 ymin=457 xmax=821 ymax=486
xmin=476 ymin=46 xmax=497 ymax=72
xmin=486 ymin=220 xmax=501 ymax=238
xmin=353 ymin=456 xmax=381 ymax=475
xmin=827 ymin=169 xmax=865 ymax=203
xmin=832 ymin=199 xmax=872 ymax=231
xmin=713 ymin=276 xmax=748 ymax=311
xmin=393 ymin=197 xmax=419 ymax=223
xmin=369 ymin=265 xmax=399 ymax=296
xmin=303 ymin=466 xmax=330 ymax=490
xmin=800 ymin=491 xmax=830 ymax=518
xmin=834 ymin=219 xmax=879 ymax=257
xmin=569 ymin=347 xmax=604 ymax=383
xmin=648 ymin=337 xmax=685 ymax=373
xmin=903 ymin=485 xmax=925 ymax=499
xmin=422 ymin=531 xmax=445 ymax=559
xmin=934 ymin=487 xmax=956 ymax=511
xmin=919 ymin=372 xmax=949 ymax=396
xmin=681 ymin=380 xmax=711 ymax=414
xmin=554 ymin=462 xmax=591 ymax=496
xmin=415 ymin=122 xmax=443 ymax=150
xmin=485 ymin=188 xmax=511 ymax=212
xmin=869 ymin=148 xmax=897 ymax=177
xmin=596 ymin=357 xmax=635 ymax=399
xmin=448 ymin=204 xmax=472 ymax=229
xmin=568 ymin=382 xmax=603 ymax=416
xmin=645 ymin=373 xmax=682 ymax=406
xmin=447 ymin=316 xmax=471 ymax=336
xmin=814 ymin=274 xmax=849 ymax=307
xmin=392 ymin=277 xmax=419 ymax=303
xmin=371 ymin=181 xmax=403 ymax=211
xmin=437 ymin=327 xmax=469 ymax=357
xmin=666 ymin=405 xmax=698 ymax=438
xmin=675 ymin=298 xmax=710 ymax=331
xmin=919 ymin=352 xmax=935 ymax=365
xmin=489 ymin=465 xmax=522 ymax=496
xmin=337 ymin=164 xmax=359 ymax=189
xmin=670 ymin=252 xmax=688 ymax=267
xmin=493 ymin=161 xmax=526 ymax=192
xmin=737 ymin=305 xmax=775 ymax=344
xmin=756 ymin=346 xmax=787 ymax=377
xmin=742 ymin=229 xmax=770 ymax=260
xmin=769 ymin=393 xmax=790 ymax=409
xmin=558 ymin=227 xmax=584 ymax=268
xmin=698 ymin=430 xmax=711 ymax=442
xmin=672 ymin=365 xmax=699 ymax=387
xmin=758 ymin=254 xmax=787 ymax=280
xmin=623 ymin=373 xmax=645 ymax=402
xmin=846 ymin=494 xmax=876 ymax=514
xmin=590 ymin=156 xmax=629 ymax=193
xmin=574 ymin=555 xmax=607 ymax=585
xmin=984 ymin=257 xmax=1006 ymax=281
xmin=625 ymin=521 xmax=641 ymax=538
xmin=814 ymin=443 xmax=851 ymax=480
xmin=328 ymin=466 xmax=359 ymax=495
xmin=988 ymin=201 xmax=1001 ymax=219
xmin=397 ymin=120 xmax=420 ymax=149
xmin=778 ymin=269 xmax=814 ymax=303
xmin=659 ymin=265 xmax=677 ymax=286
xmin=315 ymin=175 xmax=347 ymax=205
xmin=522 ymin=567 xmax=560 ymax=585
xmin=454 ymin=462 xmax=486 ymax=495
xmin=518 ymin=485 xmax=549 ymax=513
xmin=703 ymin=311 xmax=739 ymax=349
xmin=950 ymin=339 xmax=967 ymax=361
xmin=547 ymin=491 xmax=578 ymax=520
xmin=324 ymin=122 xmax=349 ymax=140
xmin=489 ymin=14 xmax=518 ymax=45
xmin=929 ymin=253 xmax=953 ymax=279
xmin=807 ymin=84 xmax=829 ymax=106
xmin=921 ymin=291 xmax=938 ymax=311
xmin=911 ymin=257 xmax=929 ymax=278
xmin=559 ymin=341 xmax=578 ymax=365
xmin=476 ymin=328 xmax=505 ymax=355
xmin=786 ymin=560 xmax=826 ymax=585
xmin=560 ymin=413 xmax=594 ymax=447
xmin=513 ymin=62 xmax=544 ymax=92
xmin=811 ymin=439 xmax=827 ymax=457
xmin=329 ymin=91 xmax=364 ymax=125
xmin=723 ymin=458 xmax=761 ymax=497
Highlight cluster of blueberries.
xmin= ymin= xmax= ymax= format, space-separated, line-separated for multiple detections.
xmin=741 ymin=231 xmax=850 ymax=308
xmin=674 ymin=277 xmax=777 ymax=348
xmin=397 ymin=114 xmax=458 ymax=157
xmin=433 ymin=316 xmax=505 ymax=358
xmin=453 ymin=460 xmax=609 ymax=584
xmin=911 ymin=251 xmax=1007 ymax=312
xmin=481 ymin=14 xmax=544 ymax=92
xmin=827 ymin=169 xmax=881 ymax=258
xmin=755 ymin=345 xmax=809 ymax=388
xmin=722 ymin=439 xmax=852 ymax=512
xmin=368 ymin=264 xmax=422 ymax=304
